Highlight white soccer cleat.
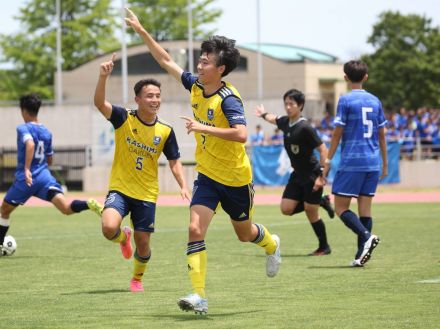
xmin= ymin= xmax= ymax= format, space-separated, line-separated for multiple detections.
xmin=266 ymin=234 xmax=281 ymax=277
xmin=359 ymin=235 xmax=380 ymax=265
xmin=177 ymin=293 xmax=208 ymax=315
xmin=350 ymin=259 xmax=363 ymax=267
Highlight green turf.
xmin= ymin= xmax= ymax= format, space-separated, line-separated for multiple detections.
xmin=1 ymin=203 xmax=439 ymax=329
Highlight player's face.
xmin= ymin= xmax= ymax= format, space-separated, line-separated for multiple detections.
xmin=197 ymin=52 xmax=224 ymax=84
xmin=135 ymin=84 xmax=161 ymax=115
xmin=284 ymin=98 xmax=302 ymax=119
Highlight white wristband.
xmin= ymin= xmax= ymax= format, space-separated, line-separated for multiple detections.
xmin=324 ymin=158 xmax=332 ymax=164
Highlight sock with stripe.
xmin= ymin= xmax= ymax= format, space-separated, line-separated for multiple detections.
xmin=187 ymin=240 xmax=207 ymax=298
xmin=110 ymin=228 xmax=126 ymax=243
xmin=252 ymin=223 xmax=277 ymax=254
xmin=133 ymin=250 xmax=151 ymax=281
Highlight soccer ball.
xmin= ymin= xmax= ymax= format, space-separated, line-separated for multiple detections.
xmin=1 ymin=235 xmax=17 ymax=256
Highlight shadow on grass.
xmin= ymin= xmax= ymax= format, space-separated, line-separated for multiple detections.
xmin=151 ymin=310 xmax=261 ymax=321
xmin=61 ymin=289 xmax=128 ymax=295
xmin=308 ymin=265 xmax=360 ymax=269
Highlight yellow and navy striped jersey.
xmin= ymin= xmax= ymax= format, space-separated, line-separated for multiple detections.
xmin=181 ymin=72 xmax=252 ymax=186
xmin=108 ymin=105 xmax=180 ymax=202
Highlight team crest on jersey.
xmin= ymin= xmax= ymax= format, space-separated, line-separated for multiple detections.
xmin=153 ymin=136 xmax=161 ymax=145
xmin=207 ymin=109 xmax=214 ymax=120
xmin=290 ymin=144 xmax=300 ymax=154
xmin=192 ymin=103 xmax=198 ymax=109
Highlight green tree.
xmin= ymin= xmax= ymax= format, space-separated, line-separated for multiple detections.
xmin=127 ymin=0 xmax=222 ymax=41
xmin=361 ymin=11 xmax=440 ymax=110
xmin=0 ymin=0 xmax=117 ymax=100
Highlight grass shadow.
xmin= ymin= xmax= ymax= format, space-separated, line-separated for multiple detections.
xmin=61 ymin=289 xmax=128 ymax=295
xmin=151 ymin=310 xmax=261 ymax=321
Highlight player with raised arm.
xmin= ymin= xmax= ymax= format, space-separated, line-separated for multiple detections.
xmin=125 ymin=8 xmax=281 ymax=314
xmin=0 ymin=94 xmax=103 ymax=255
xmin=94 ymin=53 xmax=190 ymax=292
xmin=255 ymin=89 xmax=333 ymax=256
xmin=323 ymin=60 xmax=387 ymax=267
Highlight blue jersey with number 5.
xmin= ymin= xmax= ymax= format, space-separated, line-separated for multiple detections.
xmin=15 ymin=123 xmax=53 ymax=181
xmin=334 ymin=90 xmax=387 ymax=172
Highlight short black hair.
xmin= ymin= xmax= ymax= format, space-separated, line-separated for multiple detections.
xmin=344 ymin=60 xmax=368 ymax=83
xmin=283 ymin=89 xmax=305 ymax=111
xmin=134 ymin=79 xmax=161 ymax=96
xmin=19 ymin=94 xmax=41 ymax=116
xmin=200 ymin=35 xmax=240 ymax=77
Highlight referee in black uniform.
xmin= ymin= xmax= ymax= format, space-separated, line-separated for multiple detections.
xmin=255 ymin=89 xmax=334 ymax=256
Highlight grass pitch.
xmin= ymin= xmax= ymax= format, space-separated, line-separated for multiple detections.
xmin=1 ymin=203 xmax=439 ymax=329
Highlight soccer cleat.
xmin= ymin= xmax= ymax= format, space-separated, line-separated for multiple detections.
xmin=177 ymin=293 xmax=208 ymax=315
xmin=87 ymin=198 xmax=103 ymax=217
xmin=350 ymin=259 xmax=364 ymax=267
xmin=359 ymin=235 xmax=380 ymax=265
xmin=266 ymin=234 xmax=281 ymax=277
xmin=308 ymin=245 xmax=332 ymax=256
xmin=130 ymin=278 xmax=144 ymax=292
xmin=120 ymin=226 xmax=133 ymax=259
xmin=320 ymin=195 xmax=335 ymax=219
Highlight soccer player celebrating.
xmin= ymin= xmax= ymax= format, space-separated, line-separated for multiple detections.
xmin=94 ymin=54 xmax=190 ymax=292
xmin=255 ymin=89 xmax=333 ymax=256
xmin=0 ymin=94 xmax=103 ymax=254
xmin=324 ymin=60 xmax=387 ymax=267
xmin=125 ymin=8 xmax=281 ymax=314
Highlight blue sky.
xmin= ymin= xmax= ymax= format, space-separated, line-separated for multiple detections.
xmin=1 ymin=0 xmax=439 ymax=64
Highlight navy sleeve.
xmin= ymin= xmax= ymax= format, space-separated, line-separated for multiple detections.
xmin=181 ymin=71 xmax=198 ymax=92
xmin=109 ymin=105 xmax=128 ymax=129
xmin=163 ymin=129 xmax=181 ymax=160
xmin=276 ymin=116 xmax=288 ymax=131
xmin=221 ymin=96 xmax=247 ymax=126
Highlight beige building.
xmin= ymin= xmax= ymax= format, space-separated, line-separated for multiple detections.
xmin=59 ymin=40 xmax=346 ymax=117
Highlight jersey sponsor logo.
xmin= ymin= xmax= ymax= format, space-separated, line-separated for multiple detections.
xmin=290 ymin=144 xmax=300 ymax=154
xmin=125 ymin=137 xmax=157 ymax=154
xmin=207 ymin=108 xmax=214 ymax=120
xmin=153 ymin=136 xmax=161 ymax=145
xmin=194 ymin=116 xmax=215 ymax=127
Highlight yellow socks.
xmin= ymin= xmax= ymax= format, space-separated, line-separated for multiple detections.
xmin=187 ymin=241 xmax=207 ymax=298
xmin=110 ymin=228 xmax=126 ymax=243
xmin=133 ymin=250 xmax=151 ymax=281
xmin=252 ymin=223 xmax=277 ymax=254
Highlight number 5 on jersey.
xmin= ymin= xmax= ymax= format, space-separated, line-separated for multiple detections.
xmin=136 ymin=156 xmax=143 ymax=170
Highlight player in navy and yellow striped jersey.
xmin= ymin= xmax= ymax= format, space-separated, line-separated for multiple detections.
xmin=94 ymin=54 xmax=190 ymax=292
xmin=126 ymin=8 xmax=281 ymax=314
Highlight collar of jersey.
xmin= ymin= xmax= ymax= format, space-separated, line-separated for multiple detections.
xmin=196 ymin=80 xmax=227 ymax=98
xmin=288 ymin=117 xmax=306 ymax=127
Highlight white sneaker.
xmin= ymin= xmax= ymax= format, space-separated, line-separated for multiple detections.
xmin=359 ymin=235 xmax=380 ymax=265
xmin=177 ymin=293 xmax=208 ymax=315
xmin=350 ymin=259 xmax=363 ymax=267
xmin=266 ymin=234 xmax=281 ymax=277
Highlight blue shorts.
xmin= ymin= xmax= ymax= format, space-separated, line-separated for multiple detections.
xmin=104 ymin=190 xmax=156 ymax=232
xmin=190 ymin=173 xmax=254 ymax=221
xmin=332 ymin=171 xmax=380 ymax=198
xmin=4 ymin=169 xmax=63 ymax=206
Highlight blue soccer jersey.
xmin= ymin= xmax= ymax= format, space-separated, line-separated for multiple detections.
xmin=15 ymin=122 xmax=54 ymax=180
xmin=334 ymin=90 xmax=387 ymax=172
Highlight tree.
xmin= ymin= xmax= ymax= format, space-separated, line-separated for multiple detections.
xmin=0 ymin=0 xmax=117 ymax=100
xmin=361 ymin=11 xmax=440 ymax=110
xmin=127 ymin=0 xmax=222 ymax=41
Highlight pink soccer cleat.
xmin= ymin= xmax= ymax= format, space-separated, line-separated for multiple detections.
xmin=120 ymin=226 xmax=133 ymax=259
xmin=130 ymin=278 xmax=144 ymax=292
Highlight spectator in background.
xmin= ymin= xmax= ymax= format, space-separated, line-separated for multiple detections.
xmin=320 ymin=110 xmax=334 ymax=131
xmin=250 ymin=124 xmax=266 ymax=145
xmin=269 ymin=128 xmax=284 ymax=145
